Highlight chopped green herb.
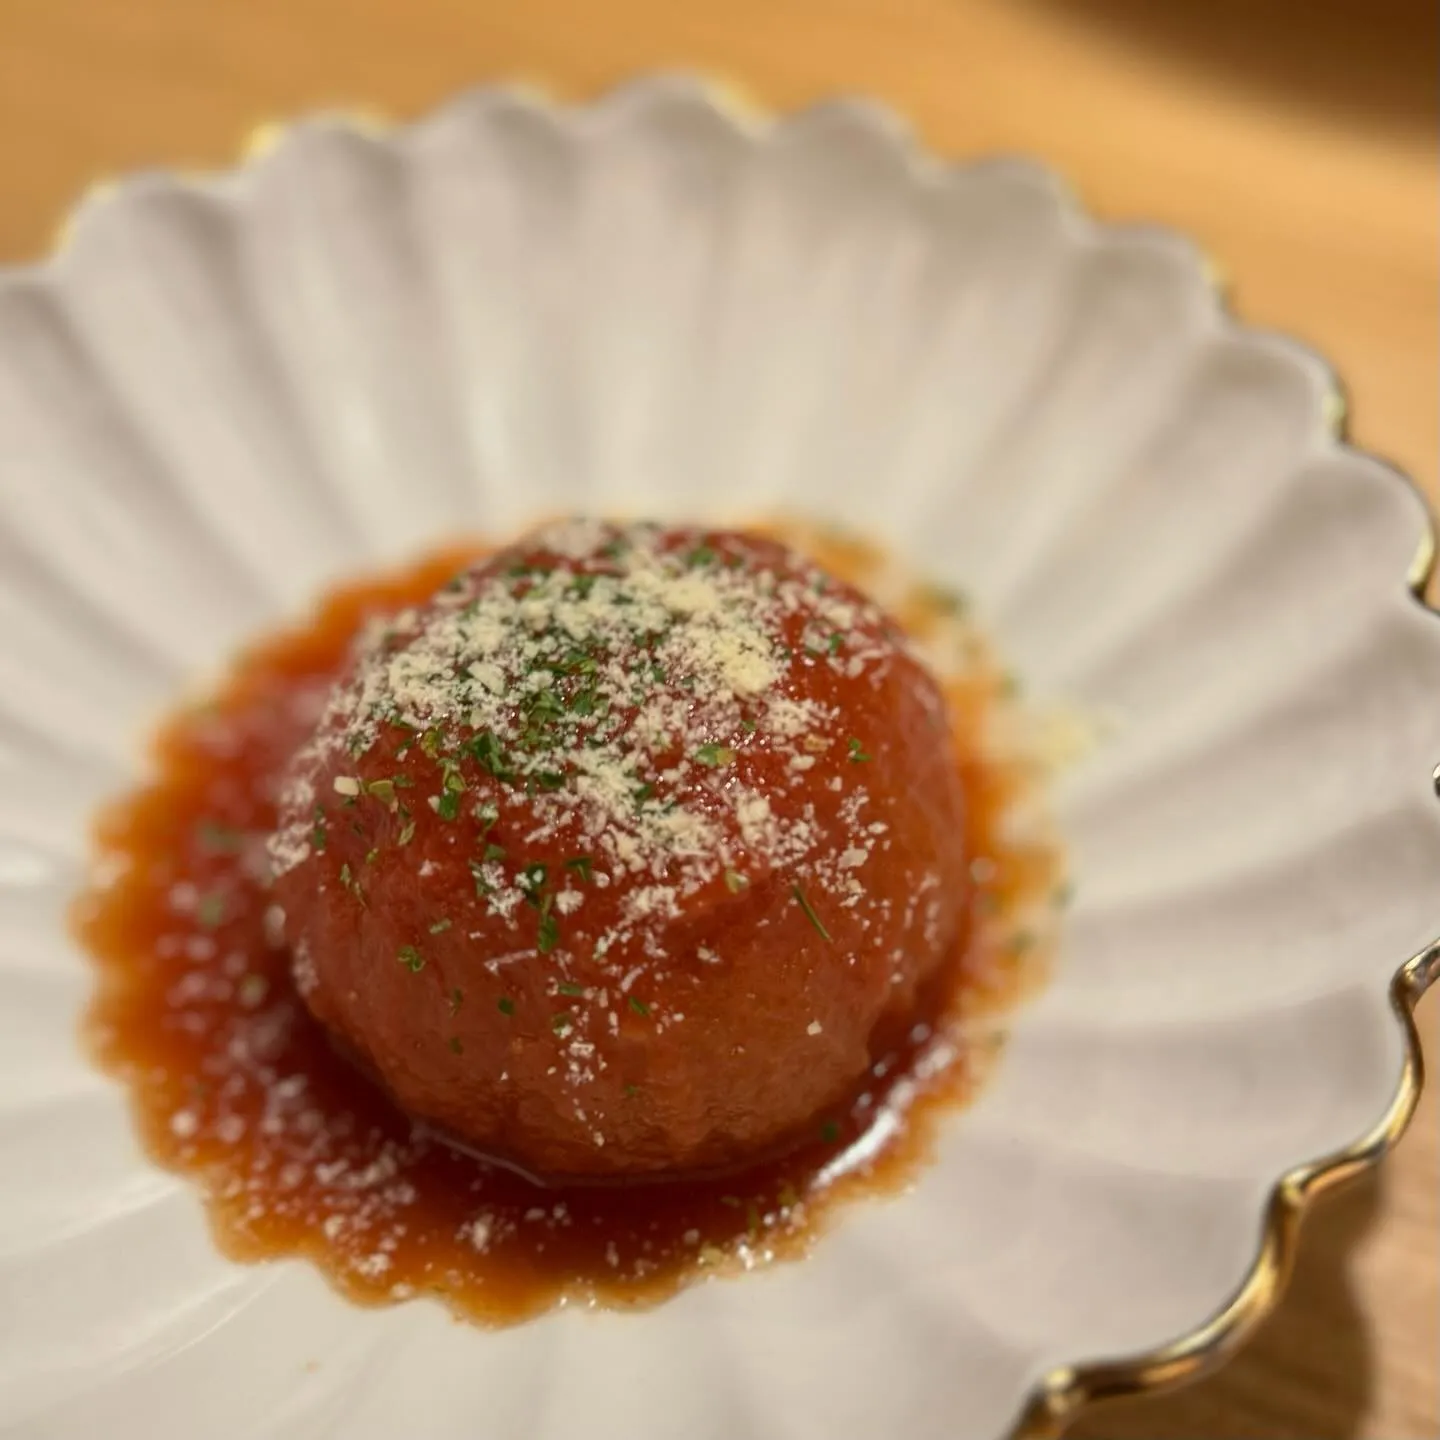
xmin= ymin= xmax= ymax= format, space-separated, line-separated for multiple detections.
xmin=397 ymin=817 xmax=417 ymax=846
xmin=564 ymin=855 xmax=594 ymax=883
xmin=694 ymin=744 xmax=735 ymax=768
xmin=819 ymin=1118 xmax=842 ymax=1145
xmin=521 ymin=863 xmax=547 ymax=891
xmin=429 ymin=917 xmax=453 ymax=935
xmin=632 ymin=782 xmax=655 ymax=806
xmin=551 ymin=1011 xmax=573 ymax=1034
xmin=623 ymin=1083 xmax=642 ymax=1099
xmin=532 ymin=770 xmax=566 ymax=792
xmin=237 ymin=973 xmax=268 ymax=1008
xmin=448 ymin=987 xmax=464 ymax=1015
xmin=433 ymin=790 xmax=461 ymax=821
xmin=919 ymin=582 xmax=969 ymax=616
xmin=195 ymin=892 xmax=226 ymax=929
xmin=686 ymin=544 xmax=718 ymax=568
xmin=475 ymin=801 xmax=500 ymax=832
xmin=397 ymin=945 xmax=425 ymax=973
xmin=483 ymin=842 xmax=507 ymax=863
xmin=339 ymin=863 xmax=367 ymax=905
xmin=537 ymin=908 xmax=560 ymax=954
xmin=791 ymin=883 xmax=833 ymax=942
xmin=197 ymin=820 xmax=243 ymax=854
xmin=363 ymin=778 xmax=397 ymax=807
xmin=448 ymin=1035 xmax=464 ymax=1055
xmin=723 ymin=869 xmax=748 ymax=894
xmin=826 ymin=632 xmax=844 ymax=655
xmin=627 ymin=995 xmax=651 ymax=1018
xmin=311 ymin=806 xmax=329 ymax=853
xmin=497 ymin=996 xmax=515 ymax=1016
xmin=364 ymin=848 xmax=380 ymax=866
xmin=442 ymin=767 xmax=467 ymax=795
xmin=847 ymin=737 xmax=871 ymax=764
xmin=467 ymin=732 xmax=513 ymax=781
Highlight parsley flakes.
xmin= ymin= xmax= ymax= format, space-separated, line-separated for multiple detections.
xmin=196 ymin=821 xmax=243 ymax=854
xmin=791 ymin=883 xmax=833 ymax=942
xmin=195 ymin=891 xmax=226 ymax=929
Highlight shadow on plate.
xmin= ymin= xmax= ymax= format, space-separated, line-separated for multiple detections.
xmin=1069 ymin=1165 xmax=1382 ymax=1440
xmin=1023 ymin=0 xmax=1437 ymax=139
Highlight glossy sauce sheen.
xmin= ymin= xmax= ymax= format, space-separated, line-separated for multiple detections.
xmin=76 ymin=540 xmax=1058 ymax=1322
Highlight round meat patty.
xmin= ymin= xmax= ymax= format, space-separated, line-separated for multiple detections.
xmin=268 ymin=519 xmax=969 ymax=1179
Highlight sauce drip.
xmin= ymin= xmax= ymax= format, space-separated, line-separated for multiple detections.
xmin=74 ymin=537 xmax=1059 ymax=1322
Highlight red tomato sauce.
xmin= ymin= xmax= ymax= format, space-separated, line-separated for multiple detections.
xmin=74 ymin=536 xmax=1058 ymax=1323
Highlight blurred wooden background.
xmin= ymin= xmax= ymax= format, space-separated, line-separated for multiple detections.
xmin=0 ymin=1 xmax=1434 ymax=1435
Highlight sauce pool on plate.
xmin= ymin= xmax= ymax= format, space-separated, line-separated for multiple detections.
xmin=74 ymin=522 xmax=1059 ymax=1322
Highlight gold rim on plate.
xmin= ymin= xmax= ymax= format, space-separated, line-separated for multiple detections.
xmin=1009 ymin=355 xmax=1439 ymax=1436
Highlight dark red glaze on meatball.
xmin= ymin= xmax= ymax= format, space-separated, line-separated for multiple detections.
xmin=268 ymin=520 xmax=968 ymax=1179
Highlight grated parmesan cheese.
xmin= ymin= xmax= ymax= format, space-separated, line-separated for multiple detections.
xmin=268 ymin=521 xmax=902 ymax=973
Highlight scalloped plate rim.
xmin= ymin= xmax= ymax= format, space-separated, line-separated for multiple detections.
xmin=0 ymin=72 xmax=1435 ymax=1440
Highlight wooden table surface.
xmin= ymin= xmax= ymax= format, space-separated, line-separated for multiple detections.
xmin=1 ymin=1 xmax=1434 ymax=1435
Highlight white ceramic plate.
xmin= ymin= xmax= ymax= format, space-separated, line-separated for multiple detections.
xmin=0 ymin=77 xmax=1436 ymax=1440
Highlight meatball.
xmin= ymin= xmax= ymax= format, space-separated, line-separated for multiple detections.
xmin=268 ymin=519 xmax=968 ymax=1179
